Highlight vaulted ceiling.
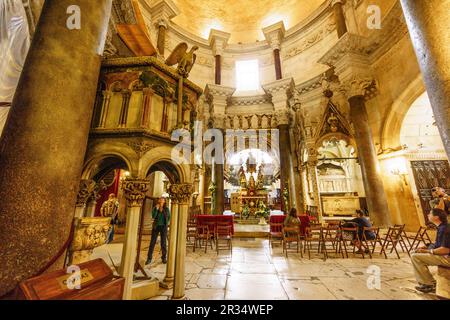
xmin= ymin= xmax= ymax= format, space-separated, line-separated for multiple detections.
xmin=170 ymin=0 xmax=327 ymax=43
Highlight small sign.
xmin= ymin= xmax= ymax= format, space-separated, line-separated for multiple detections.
xmin=56 ymin=269 xmax=94 ymax=290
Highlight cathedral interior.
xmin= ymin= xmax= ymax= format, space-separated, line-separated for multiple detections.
xmin=0 ymin=0 xmax=449 ymax=301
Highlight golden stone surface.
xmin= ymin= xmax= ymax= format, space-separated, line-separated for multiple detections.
xmin=170 ymin=0 xmax=325 ymax=43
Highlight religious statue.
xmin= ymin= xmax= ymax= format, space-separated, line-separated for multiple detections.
xmin=100 ymin=193 xmax=119 ymax=243
xmin=165 ymin=43 xmax=199 ymax=78
xmin=256 ymin=165 xmax=265 ymax=190
xmin=208 ymin=181 xmax=217 ymax=214
xmin=238 ymin=165 xmax=247 ymax=190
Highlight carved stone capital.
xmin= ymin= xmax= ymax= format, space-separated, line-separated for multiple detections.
xmin=208 ymin=29 xmax=231 ymax=57
xmin=168 ymin=183 xmax=193 ymax=204
xmin=149 ymin=0 xmax=180 ymax=25
xmin=70 ymin=217 xmax=112 ymax=252
xmin=212 ymin=114 xmax=227 ymax=130
xmin=262 ymin=21 xmax=286 ymax=51
xmin=340 ymin=75 xmax=378 ymax=100
xmin=76 ymin=180 xmax=98 ymax=207
xmin=204 ymin=84 xmax=235 ymax=114
xmin=274 ymin=110 xmax=291 ymax=126
xmin=262 ymin=78 xmax=295 ymax=110
xmin=122 ymin=179 xmax=150 ymax=207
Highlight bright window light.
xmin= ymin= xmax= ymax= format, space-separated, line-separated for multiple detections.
xmin=236 ymin=60 xmax=260 ymax=91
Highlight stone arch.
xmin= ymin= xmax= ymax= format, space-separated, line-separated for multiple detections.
xmin=381 ymin=74 xmax=426 ymax=150
xmin=82 ymin=141 xmax=138 ymax=179
xmin=139 ymin=145 xmax=190 ymax=183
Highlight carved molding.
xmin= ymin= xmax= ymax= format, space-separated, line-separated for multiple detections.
xmin=70 ymin=217 xmax=112 ymax=252
xmin=76 ymin=180 xmax=98 ymax=207
xmin=168 ymin=183 xmax=193 ymax=204
xmin=127 ymin=141 xmax=157 ymax=157
xmin=340 ymin=74 xmax=378 ymax=100
xmin=122 ymin=179 xmax=150 ymax=207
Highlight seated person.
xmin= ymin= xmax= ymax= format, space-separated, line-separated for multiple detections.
xmin=411 ymin=208 xmax=450 ymax=293
xmin=298 ymin=212 xmax=311 ymax=236
xmin=284 ymin=208 xmax=300 ymax=226
xmin=350 ymin=210 xmax=376 ymax=254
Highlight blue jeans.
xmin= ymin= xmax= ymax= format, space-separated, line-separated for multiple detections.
xmin=107 ymin=224 xmax=115 ymax=243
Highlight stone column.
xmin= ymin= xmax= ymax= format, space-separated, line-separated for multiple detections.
xmin=205 ymin=85 xmax=235 ymax=215
xmin=118 ymin=89 xmax=131 ymax=127
xmin=209 ymin=30 xmax=231 ymax=86
xmin=0 ymin=0 xmax=112 ymax=296
xmin=400 ymin=0 xmax=450 ymax=159
xmin=149 ymin=0 xmax=180 ymax=59
xmin=160 ymin=199 xmax=178 ymax=289
xmin=318 ymin=33 xmax=391 ymax=226
xmin=99 ymin=90 xmax=112 ymax=128
xmin=215 ymin=55 xmax=222 ymax=85
xmin=307 ymin=157 xmax=322 ymax=220
xmin=349 ymin=94 xmax=390 ymax=226
xmin=332 ymin=0 xmax=348 ymax=38
xmin=156 ymin=19 xmax=168 ymax=57
xmin=263 ymin=22 xmax=286 ymax=81
xmin=263 ymin=78 xmax=295 ymax=213
xmin=140 ymin=87 xmax=153 ymax=128
xmin=119 ymin=179 xmax=149 ymax=300
xmin=170 ymin=184 xmax=193 ymax=300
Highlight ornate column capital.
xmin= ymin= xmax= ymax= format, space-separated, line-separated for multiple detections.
xmin=204 ymin=84 xmax=235 ymax=115
xmin=122 ymin=179 xmax=150 ymax=207
xmin=318 ymin=33 xmax=378 ymax=100
xmin=168 ymin=183 xmax=193 ymax=205
xmin=274 ymin=110 xmax=291 ymax=126
xmin=208 ymin=29 xmax=231 ymax=57
xmin=212 ymin=114 xmax=227 ymax=130
xmin=149 ymin=0 xmax=180 ymax=27
xmin=262 ymin=21 xmax=286 ymax=51
xmin=339 ymin=74 xmax=378 ymax=100
xmin=262 ymin=78 xmax=295 ymax=110
xmin=76 ymin=179 xmax=98 ymax=207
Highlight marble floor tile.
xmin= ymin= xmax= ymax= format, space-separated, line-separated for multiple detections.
xmin=197 ymin=274 xmax=227 ymax=289
xmin=226 ymin=274 xmax=287 ymax=300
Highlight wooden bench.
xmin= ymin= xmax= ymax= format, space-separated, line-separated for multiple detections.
xmin=436 ymin=266 xmax=450 ymax=299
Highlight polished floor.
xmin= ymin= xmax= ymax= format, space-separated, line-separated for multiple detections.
xmin=93 ymin=235 xmax=438 ymax=300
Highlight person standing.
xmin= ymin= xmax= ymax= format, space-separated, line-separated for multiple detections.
xmin=101 ymin=193 xmax=119 ymax=243
xmin=146 ymin=197 xmax=170 ymax=265
xmin=430 ymin=187 xmax=450 ymax=216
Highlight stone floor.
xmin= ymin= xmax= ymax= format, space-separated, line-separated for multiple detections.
xmin=93 ymin=236 xmax=439 ymax=300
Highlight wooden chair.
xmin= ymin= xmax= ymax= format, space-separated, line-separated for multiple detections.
xmin=282 ymin=226 xmax=302 ymax=258
xmin=304 ymin=226 xmax=325 ymax=260
xmin=379 ymin=226 xmax=409 ymax=259
xmin=269 ymin=222 xmax=284 ymax=248
xmin=339 ymin=226 xmax=363 ymax=258
xmin=204 ymin=221 xmax=217 ymax=248
xmin=361 ymin=227 xmax=384 ymax=258
xmin=322 ymin=224 xmax=343 ymax=259
xmin=194 ymin=225 xmax=213 ymax=253
xmin=216 ymin=225 xmax=233 ymax=254
xmin=393 ymin=224 xmax=412 ymax=255
xmin=403 ymin=226 xmax=433 ymax=252
xmin=186 ymin=222 xmax=197 ymax=249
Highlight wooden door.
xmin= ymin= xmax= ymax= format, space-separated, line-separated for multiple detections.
xmin=410 ymin=160 xmax=450 ymax=223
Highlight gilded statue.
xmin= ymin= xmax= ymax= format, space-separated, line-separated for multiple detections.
xmin=165 ymin=43 xmax=199 ymax=78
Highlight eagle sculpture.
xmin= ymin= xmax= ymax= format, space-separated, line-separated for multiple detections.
xmin=165 ymin=43 xmax=199 ymax=78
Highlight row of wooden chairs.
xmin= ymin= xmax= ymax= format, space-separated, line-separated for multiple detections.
xmin=186 ymin=220 xmax=233 ymax=254
xmin=270 ymin=222 xmax=434 ymax=260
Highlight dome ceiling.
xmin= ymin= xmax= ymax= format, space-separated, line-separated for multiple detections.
xmin=170 ymin=0 xmax=327 ymax=44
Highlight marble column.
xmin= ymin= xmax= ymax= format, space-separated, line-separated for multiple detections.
xmin=307 ymin=158 xmax=322 ymax=220
xmin=170 ymin=184 xmax=193 ymax=300
xmin=215 ymin=55 xmax=222 ymax=85
xmin=140 ymin=87 xmax=153 ymax=128
xmin=400 ymin=0 xmax=450 ymax=159
xmin=263 ymin=22 xmax=285 ymax=81
xmin=0 ymin=0 xmax=112 ymax=296
xmin=99 ymin=90 xmax=112 ymax=128
xmin=160 ymin=200 xmax=178 ymax=289
xmin=278 ymin=123 xmax=292 ymax=213
xmin=332 ymin=0 xmax=348 ymax=38
xmin=119 ymin=179 xmax=150 ymax=300
xmin=349 ymin=96 xmax=391 ymax=227
xmin=119 ymin=89 xmax=131 ymax=127
xmin=156 ymin=19 xmax=167 ymax=57
xmin=274 ymin=49 xmax=282 ymax=80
